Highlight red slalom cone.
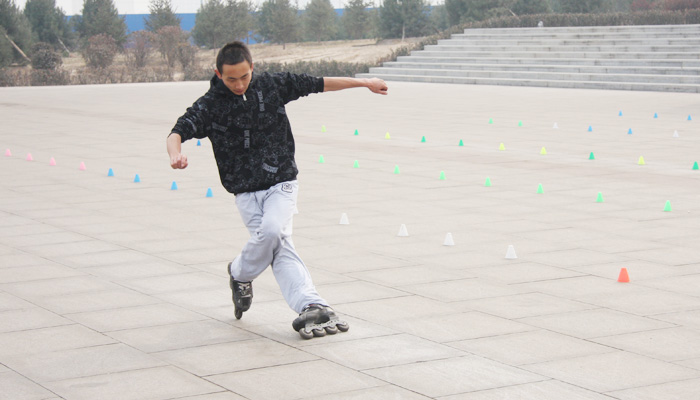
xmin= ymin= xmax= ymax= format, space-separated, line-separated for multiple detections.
xmin=617 ymin=268 xmax=630 ymax=283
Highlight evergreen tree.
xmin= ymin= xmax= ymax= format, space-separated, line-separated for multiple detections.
xmin=341 ymin=0 xmax=372 ymax=40
xmin=145 ymin=0 xmax=181 ymax=33
xmin=0 ymin=0 xmax=33 ymax=65
xmin=24 ymin=0 xmax=74 ymax=49
xmin=74 ymin=0 xmax=127 ymax=45
xmin=557 ymin=0 xmax=612 ymax=13
xmin=511 ymin=0 xmax=551 ymax=14
xmin=258 ymin=0 xmax=299 ymax=48
xmin=193 ymin=0 xmax=254 ymax=49
xmin=379 ymin=0 xmax=430 ymax=40
xmin=303 ymin=0 xmax=337 ymax=41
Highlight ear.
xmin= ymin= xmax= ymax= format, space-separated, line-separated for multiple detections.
xmin=215 ymin=69 xmax=222 ymax=79
xmin=249 ymin=62 xmax=254 ymax=73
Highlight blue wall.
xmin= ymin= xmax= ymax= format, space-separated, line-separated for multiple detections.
xmin=123 ymin=13 xmax=196 ymax=33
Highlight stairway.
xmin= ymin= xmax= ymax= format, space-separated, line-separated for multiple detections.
xmin=357 ymin=25 xmax=700 ymax=92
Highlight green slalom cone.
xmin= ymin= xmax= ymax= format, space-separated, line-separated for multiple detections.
xmin=664 ymin=200 xmax=672 ymax=212
xmin=394 ymin=165 xmax=400 ymax=174
xmin=459 ymin=139 xmax=464 ymax=147
xmin=489 ymin=118 xmax=494 ymax=124
xmin=518 ymin=121 xmax=523 ymax=127
xmin=354 ymin=129 xmax=359 ymax=136
xmin=439 ymin=171 xmax=446 ymax=180
xmin=485 ymin=177 xmax=492 ymax=187
xmin=321 ymin=125 xmax=327 ymax=132
xmin=421 ymin=136 xmax=426 ymax=143
xmin=353 ymin=160 xmax=359 ymax=168
xmin=596 ymin=192 xmax=604 ymax=203
xmin=693 ymin=161 xmax=698 ymax=170
xmin=536 ymin=183 xmax=544 ymax=194
xmin=319 ymin=155 xmax=325 ymax=163
xmin=589 ymin=152 xmax=595 ymax=160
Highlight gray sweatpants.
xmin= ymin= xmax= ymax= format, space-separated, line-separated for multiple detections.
xmin=228 ymin=180 xmax=327 ymax=313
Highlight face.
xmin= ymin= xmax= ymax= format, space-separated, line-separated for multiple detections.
xmin=215 ymin=61 xmax=253 ymax=96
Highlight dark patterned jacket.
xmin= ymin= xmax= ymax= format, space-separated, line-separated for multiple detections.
xmin=171 ymin=72 xmax=324 ymax=195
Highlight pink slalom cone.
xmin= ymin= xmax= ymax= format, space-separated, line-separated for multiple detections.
xmin=4 ymin=149 xmax=11 ymax=157
xmin=26 ymin=153 xmax=33 ymax=161
xmin=49 ymin=157 xmax=56 ymax=166
xmin=79 ymin=161 xmax=86 ymax=171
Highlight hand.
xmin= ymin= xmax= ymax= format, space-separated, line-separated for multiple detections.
xmin=170 ymin=153 xmax=188 ymax=169
xmin=367 ymin=78 xmax=388 ymax=95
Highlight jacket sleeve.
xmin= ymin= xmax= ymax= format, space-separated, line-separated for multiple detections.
xmin=170 ymin=96 xmax=210 ymax=141
xmin=272 ymin=72 xmax=325 ymax=104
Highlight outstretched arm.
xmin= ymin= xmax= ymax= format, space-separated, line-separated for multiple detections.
xmin=323 ymin=77 xmax=388 ymax=95
xmin=167 ymin=133 xmax=188 ymax=169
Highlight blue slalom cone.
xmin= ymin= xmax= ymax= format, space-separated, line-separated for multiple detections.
xmin=171 ymin=181 xmax=178 ymax=190
xmin=197 ymin=139 xmax=201 ymax=146
xmin=618 ymin=111 xmax=623 ymax=116
xmin=628 ymin=128 xmax=633 ymax=135
xmin=654 ymin=113 xmax=658 ymax=119
xmin=588 ymin=125 xmax=593 ymax=132
xmin=107 ymin=168 xmax=114 ymax=177
xmin=206 ymin=188 xmax=213 ymax=197
xmin=134 ymin=174 xmax=141 ymax=183
xmin=689 ymin=115 xmax=693 ymax=121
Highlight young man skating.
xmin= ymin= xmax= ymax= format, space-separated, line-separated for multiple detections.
xmin=166 ymin=41 xmax=388 ymax=339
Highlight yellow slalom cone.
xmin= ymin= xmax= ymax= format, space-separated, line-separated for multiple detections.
xmin=638 ymin=156 xmax=646 ymax=165
xmin=385 ymin=132 xmax=391 ymax=139
xmin=499 ymin=143 xmax=505 ymax=151
xmin=540 ymin=147 xmax=547 ymax=155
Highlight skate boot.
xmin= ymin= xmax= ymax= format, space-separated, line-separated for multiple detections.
xmin=228 ymin=262 xmax=253 ymax=320
xmin=292 ymin=304 xmax=349 ymax=340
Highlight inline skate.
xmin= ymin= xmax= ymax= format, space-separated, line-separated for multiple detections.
xmin=228 ymin=262 xmax=253 ymax=320
xmin=292 ymin=304 xmax=349 ymax=340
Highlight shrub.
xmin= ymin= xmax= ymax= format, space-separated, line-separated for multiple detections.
xmin=176 ymin=42 xmax=197 ymax=69
xmin=154 ymin=25 xmax=185 ymax=68
xmin=31 ymin=43 xmax=63 ymax=70
xmin=82 ymin=34 xmax=119 ymax=69
xmin=124 ymin=30 xmax=153 ymax=69
xmin=30 ymin=68 xmax=70 ymax=86
xmin=464 ymin=9 xmax=700 ymax=28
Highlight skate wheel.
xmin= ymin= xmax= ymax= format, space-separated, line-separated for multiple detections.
xmin=298 ymin=328 xmax=314 ymax=340
xmin=312 ymin=328 xmax=326 ymax=337
xmin=235 ymin=308 xmax=243 ymax=320
xmin=324 ymin=325 xmax=338 ymax=335
xmin=336 ymin=322 xmax=349 ymax=332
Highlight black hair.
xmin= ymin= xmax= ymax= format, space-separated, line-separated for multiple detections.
xmin=216 ymin=41 xmax=253 ymax=73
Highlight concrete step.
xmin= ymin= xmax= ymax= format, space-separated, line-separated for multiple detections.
xmin=453 ymin=32 xmax=700 ymax=40
xmin=382 ymin=61 xmax=700 ymax=76
xmin=366 ymin=67 xmax=700 ymax=85
xmin=423 ymin=44 xmax=700 ymax=53
xmin=441 ymin=38 xmax=700 ymax=46
xmin=395 ymin=56 xmax=700 ymax=68
xmin=464 ymin=24 xmax=700 ymax=34
xmin=356 ymin=72 xmax=700 ymax=93
xmin=412 ymin=50 xmax=700 ymax=60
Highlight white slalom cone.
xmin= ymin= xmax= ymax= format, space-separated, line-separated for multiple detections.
xmin=397 ymin=224 xmax=409 ymax=237
xmin=553 ymin=122 xmax=559 ymax=129
xmin=505 ymin=245 xmax=517 ymax=259
xmin=443 ymin=233 xmax=455 ymax=246
xmin=673 ymin=130 xmax=679 ymax=138
xmin=339 ymin=213 xmax=349 ymax=225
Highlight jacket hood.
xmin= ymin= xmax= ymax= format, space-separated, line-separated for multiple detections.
xmin=208 ymin=73 xmax=257 ymax=97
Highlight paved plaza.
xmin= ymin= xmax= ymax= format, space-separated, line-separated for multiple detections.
xmin=1 ymin=80 xmax=700 ymax=399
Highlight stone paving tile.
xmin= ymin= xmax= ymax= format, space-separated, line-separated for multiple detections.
xmin=0 ymin=263 xmax=84 ymax=284
xmin=592 ymin=327 xmax=700 ymax=362
xmin=364 ymin=356 xmax=547 ymax=398
xmin=458 ymin=292 xmax=597 ymax=319
xmin=519 ymin=308 xmax=676 ymax=339
xmin=2 ymin=343 xmax=165 ymax=383
xmin=438 ymin=380 xmax=616 ymax=400
xmin=153 ymin=338 xmax=318 ymax=376
xmin=575 ymin=287 xmax=700 ymax=316
xmin=0 ymin=308 xmax=72 ymax=333
xmin=0 ymin=324 xmax=115 ymax=357
xmin=66 ymin=303 xmax=208 ymax=332
xmin=399 ymin=278 xmax=522 ymax=302
xmin=0 ymin=370 xmax=56 ymax=400
xmin=45 ymin=366 xmax=221 ymax=400
xmin=608 ymin=378 xmax=700 ymax=400
xmin=450 ymin=330 xmax=616 ymax=366
xmin=303 ymin=333 xmax=465 ymax=370
xmin=523 ymin=351 xmax=700 ymax=393
xmin=207 ymin=360 xmax=384 ymax=400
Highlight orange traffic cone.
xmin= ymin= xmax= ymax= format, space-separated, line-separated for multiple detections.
xmin=617 ymin=268 xmax=630 ymax=283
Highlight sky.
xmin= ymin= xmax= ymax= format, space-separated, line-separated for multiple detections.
xmin=11 ymin=0 xmax=398 ymax=15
